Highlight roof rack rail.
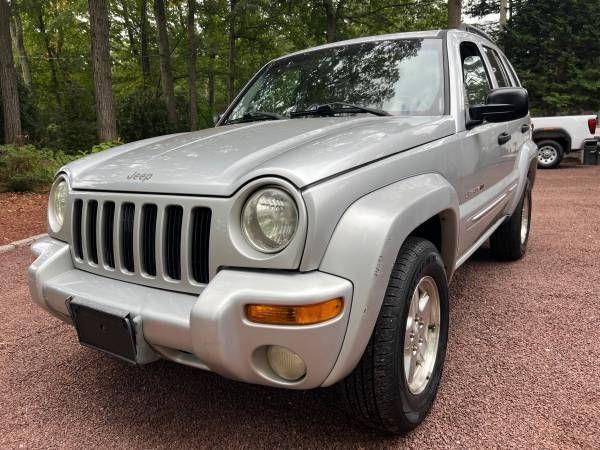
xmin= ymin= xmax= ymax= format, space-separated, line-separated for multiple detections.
xmin=459 ymin=24 xmax=495 ymax=43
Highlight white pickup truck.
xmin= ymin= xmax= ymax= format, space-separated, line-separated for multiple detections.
xmin=532 ymin=114 xmax=599 ymax=168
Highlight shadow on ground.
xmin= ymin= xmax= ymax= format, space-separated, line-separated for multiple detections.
xmin=41 ymin=345 xmax=398 ymax=447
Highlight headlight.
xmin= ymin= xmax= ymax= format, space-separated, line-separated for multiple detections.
xmin=241 ymin=187 xmax=299 ymax=253
xmin=48 ymin=178 xmax=68 ymax=233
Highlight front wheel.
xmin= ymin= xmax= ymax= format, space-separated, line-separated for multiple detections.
xmin=336 ymin=237 xmax=449 ymax=434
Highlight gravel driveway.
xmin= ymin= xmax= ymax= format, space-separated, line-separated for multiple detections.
xmin=0 ymin=192 xmax=48 ymax=245
xmin=1 ymin=164 xmax=599 ymax=448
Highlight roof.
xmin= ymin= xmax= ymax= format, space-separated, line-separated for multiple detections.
xmin=272 ymin=30 xmax=445 ymax=62
xmin=271 ymin=27 xmax=493 ymax=63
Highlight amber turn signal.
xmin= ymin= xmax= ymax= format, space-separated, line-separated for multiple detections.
xmin=245 ymin=298 xmax=343 ymax=325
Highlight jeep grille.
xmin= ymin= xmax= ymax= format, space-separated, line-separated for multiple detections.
xmin=71 ymin=197 xmax=211 ymax=288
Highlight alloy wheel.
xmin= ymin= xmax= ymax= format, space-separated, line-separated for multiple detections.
xmin=404 ymin=276 xmax=441 ymax=395
xmin=521 ymin=190 xmax=530 ymax=244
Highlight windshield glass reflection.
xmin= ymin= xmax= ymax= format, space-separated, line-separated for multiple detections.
xmin=225 ymin=38 xmax=444 ymax=124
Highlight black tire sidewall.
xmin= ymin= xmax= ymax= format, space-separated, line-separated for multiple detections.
xmin=490 ymin=178 xmax=533 ymax=261
xmin=509 ymin=179 xmax=532 ymax=256
xmin=392 ymin=247 xmax=449 ymax=425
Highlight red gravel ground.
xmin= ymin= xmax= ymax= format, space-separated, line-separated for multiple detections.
xmin=1 ymin=164 xmax=599 ymax=448
xmin=0 ymin=192 xmax=48 ymax=245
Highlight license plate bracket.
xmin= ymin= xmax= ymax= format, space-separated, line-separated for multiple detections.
xmin=66 ymin=297 xmax=137 ymax=364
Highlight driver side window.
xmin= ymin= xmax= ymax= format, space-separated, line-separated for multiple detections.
xmin=460 ymin=43 xmax=491 ymax=107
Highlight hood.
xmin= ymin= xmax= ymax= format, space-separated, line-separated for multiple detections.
xmin=66 ymin=116 xmax=455 ymax=196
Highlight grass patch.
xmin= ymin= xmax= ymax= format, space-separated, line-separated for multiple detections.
xmin=0 ymin=141 xmax=121 ymax=192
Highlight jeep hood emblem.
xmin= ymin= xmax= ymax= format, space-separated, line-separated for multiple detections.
xmin=127 ymin=171 xmax=153 ymax=182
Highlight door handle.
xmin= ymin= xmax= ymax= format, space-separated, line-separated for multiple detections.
xmin=498 ymin=132 xmax=512 ymax=145
xmin=521 ymin=124 xmax=530 ymax=133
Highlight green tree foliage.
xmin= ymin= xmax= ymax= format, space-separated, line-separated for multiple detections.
xmin=0 ymin=140 xmax=120 ymax=191
xmin=500 ymin=0 xmax=600 ymax=115
xmin=465 ymin=0 xmax=524 ymax=35
xmin=466 ymin=0 xmax=500 ymax=17
xmin=2 ymin=0 xmax=449 ymax=151
xmin=3 ymin=0 xmax=596 ymax=152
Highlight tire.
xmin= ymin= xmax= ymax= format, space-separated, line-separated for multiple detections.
xmin=536 ymin=139 xmax=564 ymax=169
xmin=490 ymin=179 xmax=532 ymax=261
xmin=336 ymin=237 xmax=449 ymax=434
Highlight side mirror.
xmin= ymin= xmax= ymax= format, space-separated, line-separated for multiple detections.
xmin=468 ymin=87 xmax=529 ymax=127
xmin=213 ymin=112 xmax=223 ymax=126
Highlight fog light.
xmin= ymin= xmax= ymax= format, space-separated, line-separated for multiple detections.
xmin=267 ymin=345 xmax=306 ymax=381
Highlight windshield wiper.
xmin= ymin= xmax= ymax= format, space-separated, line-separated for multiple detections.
xmin=226 ymin=111 xmax=285 ymax=124
xmin=290 ymin=102 xmax=391 ymax=118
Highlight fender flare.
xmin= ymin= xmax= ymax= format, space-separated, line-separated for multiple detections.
xmin=532 ymin=128 xmax=571 ymax=152
xmin=507 ymin=138 xmax=538 ymax=214
xmin=319 ymin=173 xmax=459 ymax=386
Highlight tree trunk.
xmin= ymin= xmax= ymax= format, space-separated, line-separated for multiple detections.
xmin=88 ymin=0 xmax=118 ymax=142
xmin=208 ymin=51 xmax=215 ymax=113
xmin=448 ymin=0 xmax=462 ymax=29
xmin=499 ymin=0 xmax=508 ymax=30
xmin=120 ymin=0 xmax=139 ymax=58
xmin=187 ymin=0 xmax=198 ymax=130
xmin=10 ymin=11 xmax=32 ymax=89
xmin=0 ymin=0 xmax=22 ymax=144
xmin=139 ymin=0 xmax=151 ymax=82
xmin=227 ymin=0 xmax=236 ymax=104
xmin=324 ymin=0 xmax=336 ymax=43
xmin=36 ymin=6 xmax=61 ymax=105
xmin=154 ymin=0 xmax=177 ymax=127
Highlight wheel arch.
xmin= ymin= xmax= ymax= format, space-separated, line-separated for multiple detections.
xmin=533 ymin=128 xmax=571 ymax=153
xmin=507 ymin=138 xmax=538 ymax=215
xmin=528 ymin=155 xmax=538 ymax=185
xmin=319 ymin=173 xmax=459 ymax=386
xmin=408 ymin=209 xmax=458 ymax=279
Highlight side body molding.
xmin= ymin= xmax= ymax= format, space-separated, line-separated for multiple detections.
xmin=319 ymin=173 xmax=459 ymax=386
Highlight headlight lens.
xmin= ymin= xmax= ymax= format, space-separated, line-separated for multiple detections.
xmin=48 ymin=178 xmax=68 ymax=233
xmin=241 ymin=188 xmax=299 ymax=253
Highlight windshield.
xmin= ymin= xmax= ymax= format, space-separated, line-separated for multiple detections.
xmin=224 ymin=38 xmax=445 ymax=124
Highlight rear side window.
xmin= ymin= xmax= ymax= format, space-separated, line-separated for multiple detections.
xmin=460 ymin=42 xmax=491 ymax=106
xmin=499 ymin=53 xmax=521 ymax=87
xmin=483 ymin=46 xmax=510 ymax=87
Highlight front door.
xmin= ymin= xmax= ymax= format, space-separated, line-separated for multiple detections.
xmin=456 ymin=41 xmax=514 ymax=256
xmin=483 ymin=45 xmax=524 ymax=175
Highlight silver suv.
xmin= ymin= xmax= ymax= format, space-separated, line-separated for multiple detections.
xmin=29 ymin=27 xmax=537 ymax=433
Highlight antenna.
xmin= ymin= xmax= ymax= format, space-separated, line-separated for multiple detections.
xmin=459 ymin=24 xmax=495 ymax=43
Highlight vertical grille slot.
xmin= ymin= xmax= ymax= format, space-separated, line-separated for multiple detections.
xmin=141 ymin=204 xmax=157 ymax=276
xmin=191 ymin=207 xmax=211 ymax=283
xmin=86 ymin=200 xmax=98 ymax=264
xmin=73 ymin=199 xmax=84 ymax=260
xmin=121 ymin=203 xmax=135 ymax=272
xmin=102 ymin=202 xmax=115 ymax=268
xmin=164 ymin=205 xmax=183 ymax=280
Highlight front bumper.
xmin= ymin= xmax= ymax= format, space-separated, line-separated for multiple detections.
xmin=28 ymin=237 xmax=353 ymax=389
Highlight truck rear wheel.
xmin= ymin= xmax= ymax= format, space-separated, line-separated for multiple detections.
xmin=536 ymin=139 xmax=564 ymax=168
xmin=490 ymin=179 xmax=532 ymax=261
xmin=337 ymin=237 xmax=449 ymax=434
